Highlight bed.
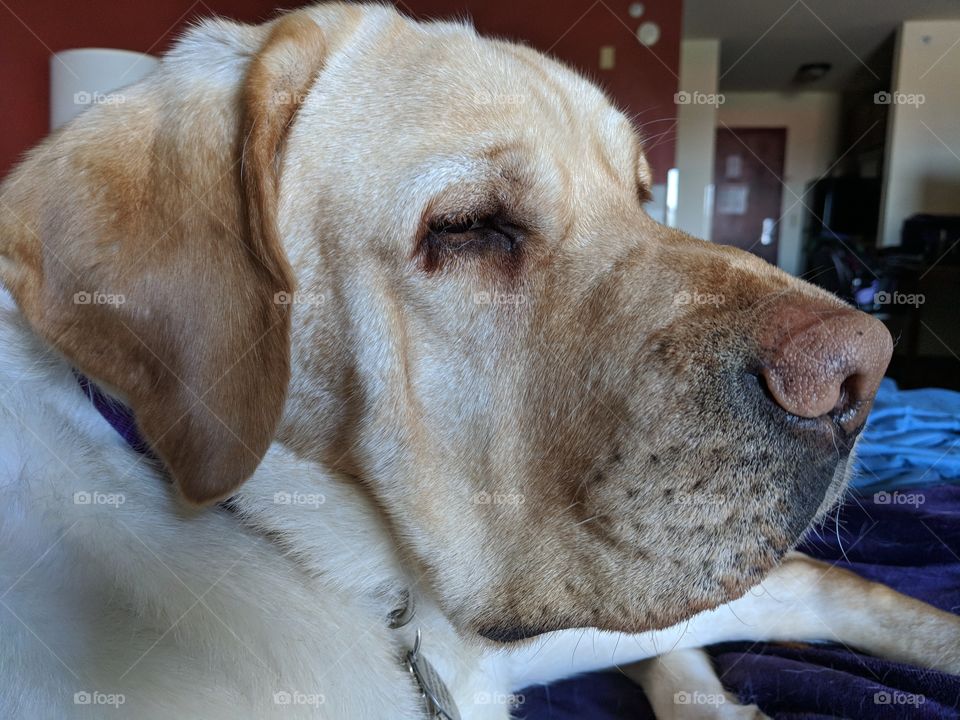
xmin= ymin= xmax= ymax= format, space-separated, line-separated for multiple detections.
xmin=517 ymin=379 xmax=960 ymax=719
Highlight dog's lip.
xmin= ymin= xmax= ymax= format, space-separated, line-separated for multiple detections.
xmin=477 ymin=623 xmax=549 ymax=644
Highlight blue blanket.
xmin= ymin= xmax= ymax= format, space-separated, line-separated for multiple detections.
xmin=518 ymin=381 xmax=960 ymax=719
xmin=853 ymin=379 xmax=960 ymax=490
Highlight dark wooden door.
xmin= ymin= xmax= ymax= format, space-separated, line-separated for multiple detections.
xmin=712 ymin=127 xmax=786 ymax=265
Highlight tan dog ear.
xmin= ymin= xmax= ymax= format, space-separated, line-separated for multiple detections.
xmin=0 ymin=12 xmax=327 ymax=503
xmin=242 ymin=13 xmax=327 ymax=280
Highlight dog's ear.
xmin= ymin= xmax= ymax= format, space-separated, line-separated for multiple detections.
xmin=0 ymin=13 xmax=327 ymax=503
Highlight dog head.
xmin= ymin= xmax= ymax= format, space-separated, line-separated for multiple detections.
xmin=0 ymin=4 xmax=891 ymax=641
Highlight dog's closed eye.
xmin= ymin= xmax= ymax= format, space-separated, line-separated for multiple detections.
xmin=419 ymin=212 xmax=521 ymax=272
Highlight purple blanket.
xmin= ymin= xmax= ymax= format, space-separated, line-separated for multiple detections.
xmin=517 ymin=485 xmax=960 ymax=719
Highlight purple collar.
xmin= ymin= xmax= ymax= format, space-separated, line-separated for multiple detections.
xmin=74 ymin=374 xmax=244 ymax=509
xmin=74 ymin=371 xmax=156 ymax=459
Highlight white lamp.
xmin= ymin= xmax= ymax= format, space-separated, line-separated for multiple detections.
xmin=50 ymin=48 xmax=158 ymax=130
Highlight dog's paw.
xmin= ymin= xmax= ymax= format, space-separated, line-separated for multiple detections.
xmin=625 ymin=648 xmax=774 ymax=720
xmin=721 ymin=701 xmax=771 ymax=720
xmin=655 ymin=696 xmax=770 ymax=720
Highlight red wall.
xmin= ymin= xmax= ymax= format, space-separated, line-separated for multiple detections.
xmin=0 ymin=0 xmax=680 ymax=182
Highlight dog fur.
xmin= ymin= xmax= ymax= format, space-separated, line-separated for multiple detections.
xmin=1 ymin=4 xmax=958 ymax=718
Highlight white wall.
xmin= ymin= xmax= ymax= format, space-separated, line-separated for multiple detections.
xmin=717 ymin=92 xmax=840 ymax=275
xmin=879 ymin=20 xmax=960 ymax=247
xmin=674 ymin=39 xmax=720 ymax=239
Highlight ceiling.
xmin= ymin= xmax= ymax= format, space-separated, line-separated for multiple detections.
xmin=683 ymin=0 xmax=960 ymax=90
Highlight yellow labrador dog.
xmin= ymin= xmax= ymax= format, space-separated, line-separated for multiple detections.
xmin=1 ymin=3 xmax=958 ymax=718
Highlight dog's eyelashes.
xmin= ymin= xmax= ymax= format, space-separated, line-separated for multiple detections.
xmin=419 ymin=213 xmax=520 ymax=272
xmin=434 ymin=217 xmax=486 ymax=235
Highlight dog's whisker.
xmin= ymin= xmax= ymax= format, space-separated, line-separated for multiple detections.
xmin=572 ymin=513 xmax=603 ymax=527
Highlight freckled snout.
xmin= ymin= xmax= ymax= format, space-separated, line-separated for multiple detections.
xmin=758 ymin=304 xmax=893 ymax=434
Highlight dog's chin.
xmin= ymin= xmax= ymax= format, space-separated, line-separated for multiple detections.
xmin=472 ymin=450 xmax=859 ymax=647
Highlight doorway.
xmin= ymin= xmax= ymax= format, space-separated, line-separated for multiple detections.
xmin=712 ymin=127 xmax=787 ymax=265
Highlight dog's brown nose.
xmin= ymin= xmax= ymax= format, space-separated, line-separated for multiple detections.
xmin=759 ymin=304 xmax=893 ymax=433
